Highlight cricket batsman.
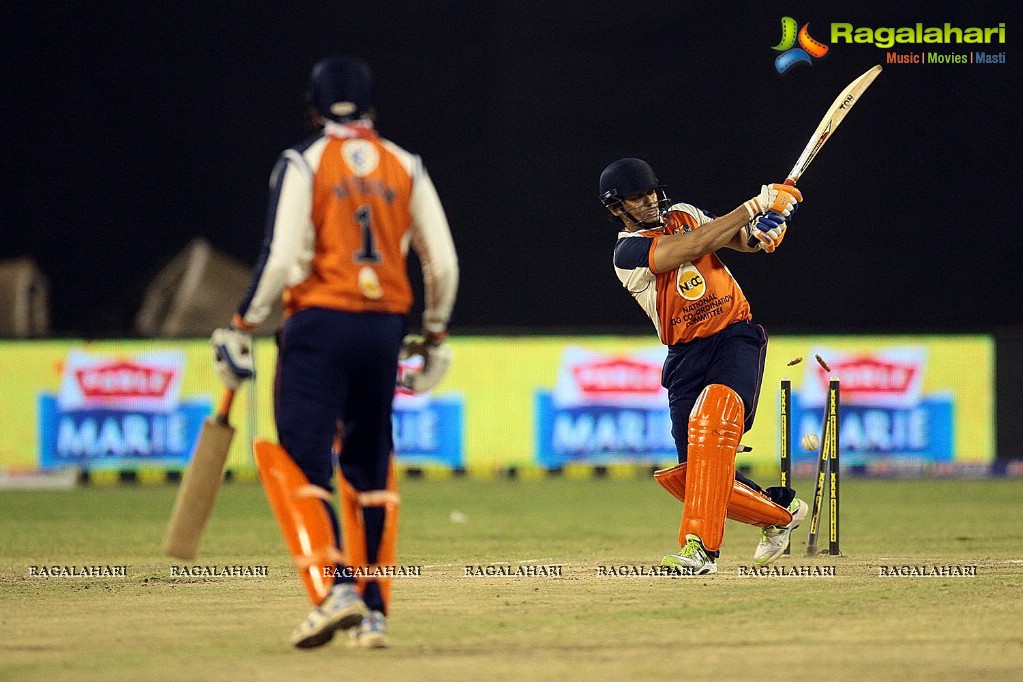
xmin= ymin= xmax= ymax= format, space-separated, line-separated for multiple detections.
xmin=213 ymin=55 xmax=458 ymax=647
xmin=598 ymin=158 xmax=807 ymax=574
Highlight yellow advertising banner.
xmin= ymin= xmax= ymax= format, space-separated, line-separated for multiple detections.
xmin=0 ymin=335 xmax=994 ymax=477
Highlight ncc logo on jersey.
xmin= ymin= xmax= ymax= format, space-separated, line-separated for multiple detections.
xmin=676 ymin=263 xmax=706 ymax=301
xmin=773 ymin=17 xmax=829 ymax=73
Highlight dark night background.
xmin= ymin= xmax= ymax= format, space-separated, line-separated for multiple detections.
xmin=2 ymin=1 xmax=1018 ymax=337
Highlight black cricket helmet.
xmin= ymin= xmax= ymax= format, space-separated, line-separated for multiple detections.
xmin=306 ymin=56 xmax=374 ymax=123
xmin=598 ymin=158 xmax=670 ymax=223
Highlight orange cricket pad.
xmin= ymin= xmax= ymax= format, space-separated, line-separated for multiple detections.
xmin=337 ymin=458 xmax=400 ymax=609
xmin=729 ymin=481 xmax=792 ymax=527
xmin=253 ymin=438 xmax=338 ymax=605
xmin=680 ymin=385 xmax=743 ymax=551
xmin=655 ymin=464 xmax=793 ymax=527
xmin=654 ymin=463 xmax=687 ymax=502
xmin=376 ymin=462 xmax=399 ymax=607
xmin=337 ymin=473 xmax=367 ymax=573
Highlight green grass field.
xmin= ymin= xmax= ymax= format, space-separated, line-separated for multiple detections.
xmin=2 ymin=476 xmax=1022 ymax=681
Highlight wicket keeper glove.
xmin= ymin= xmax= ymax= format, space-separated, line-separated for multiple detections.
xmin=753 ymin=212 xmax=787 ymax=253
xmin=743 ymin=183 xmax=802 ymax=219
xmin=399 ymin=333 xmax=452 ymax=393
xmin=212 ymin=327 xmax=254 ymax=389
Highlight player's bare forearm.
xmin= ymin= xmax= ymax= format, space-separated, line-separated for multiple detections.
xmin=650 ymin=206 xmax=753 ymax=272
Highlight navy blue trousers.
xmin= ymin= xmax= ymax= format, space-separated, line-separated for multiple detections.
xmin=662 ymin=320 xmax=791 ymax=506
xmin=275 ymin=307 xmax=404 ymax=613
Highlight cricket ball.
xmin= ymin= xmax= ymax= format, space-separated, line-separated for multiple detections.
xmin=801 ymin=433 xmax=821 ymax=451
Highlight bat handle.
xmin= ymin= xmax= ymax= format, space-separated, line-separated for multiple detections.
xmin=215 ymin=388 xmax=236 ymax=426
xmin=745 ymin=177 xmax=799 ymax=247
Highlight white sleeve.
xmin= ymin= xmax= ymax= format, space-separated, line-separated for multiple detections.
xmin=238 ymin=148 xmax=316 ymax=328
xmin=408 ymin=161 xmax=458 ymax=335
xmin=613 ymin=231 xmax=656 ymax=294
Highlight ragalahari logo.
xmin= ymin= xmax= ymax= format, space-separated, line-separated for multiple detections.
xmin=773 ymin=17 xmax=830 ymax=73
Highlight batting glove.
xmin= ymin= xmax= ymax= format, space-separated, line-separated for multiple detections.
xmin=212 ymin=327 xmax=254 ymax=389
xmin=743 ymin=183 xmax=803 ymax=219
xmin=752 ymin=212 xmax=787 ymax=253
xmin=399 ymin=333 xmax=452 ymax=393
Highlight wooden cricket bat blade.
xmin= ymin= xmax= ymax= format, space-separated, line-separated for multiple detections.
xmin=786 ymin=64 xmax=883 ymax=184
xmin=162 ymin=415 xmax=235 ymax=560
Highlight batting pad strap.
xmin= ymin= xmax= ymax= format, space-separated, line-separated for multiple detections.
xmin=357 ymin=490 xmax=401 ymax=507
xmin=296 ymin=484 xmax=333 ymax=502
xmin=253 ymin=438 xmax=337 ymax=606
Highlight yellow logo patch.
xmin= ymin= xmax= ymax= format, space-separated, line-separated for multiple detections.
xmin=677 ymin=263 xmax=705 ymax=301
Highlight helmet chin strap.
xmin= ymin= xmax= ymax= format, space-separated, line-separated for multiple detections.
xmin=625 ymin=209 xmax=664 ymax=228
xmin=623 ymin=190 xmax=671 ymax=228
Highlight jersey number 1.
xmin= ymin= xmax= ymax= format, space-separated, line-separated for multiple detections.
xmin=354 ymin=205 xmax=381 ymax=264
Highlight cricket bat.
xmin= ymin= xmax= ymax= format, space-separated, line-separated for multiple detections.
xmin=163 ymin=388 xmax=236 ymax=560
xmin=747 ymin=64 xmax=882 ymax=246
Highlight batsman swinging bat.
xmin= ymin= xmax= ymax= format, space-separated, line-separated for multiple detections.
xmin=747 ymin=64 xmax=883 ymax=247
xmin=163 ymin=388 xmax=236 ymax=560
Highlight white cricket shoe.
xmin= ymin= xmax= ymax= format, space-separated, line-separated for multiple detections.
xmin=661 ymin=534 xmax=718 ymax=575
xmin=291 ymin=583 xmax=368 ymax=649
xmin=348 ymin=610 xmax=390 ymax=649
xmin=753 ymin=498 xmax=809 ymax=565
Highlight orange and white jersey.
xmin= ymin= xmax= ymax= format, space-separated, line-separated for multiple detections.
xmin=613 ymin=203 xmax=751 ymax=346
xmin=236 ymin=120 xmax=458 ymax=335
